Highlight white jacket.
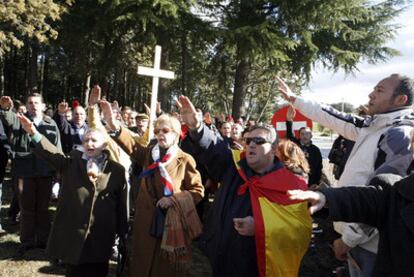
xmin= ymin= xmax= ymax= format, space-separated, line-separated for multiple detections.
xmin=294 ymin=97 xmax=414 ymax=253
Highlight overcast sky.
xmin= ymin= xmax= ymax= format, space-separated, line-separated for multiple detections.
xmin=302 ymin=5 xmax=414 ymax=107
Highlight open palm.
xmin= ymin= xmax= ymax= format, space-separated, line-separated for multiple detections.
xmin=177 ymin=95 xmax=199 ymax=129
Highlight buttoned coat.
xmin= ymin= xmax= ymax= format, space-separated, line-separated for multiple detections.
xmin=31 ymin=136 xmax=128 ymax=265
xmin=113 ymin=127 xmax=204 ymax=277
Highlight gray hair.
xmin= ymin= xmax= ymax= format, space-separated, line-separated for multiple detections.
xmin=248 ymin=123 xmax=278 ymax=145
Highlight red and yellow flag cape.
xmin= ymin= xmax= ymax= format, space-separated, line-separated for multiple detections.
xmin=232 ymin=150 xmax=312 ymax=277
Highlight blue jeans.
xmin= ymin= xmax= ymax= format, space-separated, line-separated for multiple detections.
xmin=348 ymin=246 xmax=376 ymax=277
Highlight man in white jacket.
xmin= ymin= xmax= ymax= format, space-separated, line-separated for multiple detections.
xmin=277 ymin=74 xmax=414 ymax=277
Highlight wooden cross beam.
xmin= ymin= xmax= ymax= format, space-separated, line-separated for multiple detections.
xmin=137 ymin=45 xmax=175 ymax=138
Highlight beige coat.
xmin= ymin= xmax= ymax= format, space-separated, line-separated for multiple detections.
xmin=113 ymin=127 xmax=204 ymax=277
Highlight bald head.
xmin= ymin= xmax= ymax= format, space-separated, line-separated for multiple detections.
xmin=72 ymin=106 xmax=86 ymax=126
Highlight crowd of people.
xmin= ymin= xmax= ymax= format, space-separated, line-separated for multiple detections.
xmin=0 ymin=73 xmax=413 ymax=277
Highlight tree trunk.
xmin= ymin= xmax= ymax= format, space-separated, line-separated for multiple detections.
xmin=123 ymin=69 xmax=129 ymax=108
xmin=0 ymin=57 xmax=3 ymax=96
xmin=29 ymin=41 xmax=39 ymax=93
xmin=38 ymin=53 xmax=45 ymax=95
xmin=83 ymin=73 xmax=91 ymax=106
xmin=159 ymin=46 xmax=171 ymax=112
xmin=24 ymin=42 xmax=30 ymax=96
xmin=232 ymin=54 xmax=250 ymax=120
xmin=43 ymin=50 xmax=50 ymax=100
xmin=181 ymin=31 xmax=187 ymax=95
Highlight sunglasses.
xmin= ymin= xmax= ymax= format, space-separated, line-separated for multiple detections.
xmin=154 ymin=127 xmax=171 ymax=135
xmin=244 ymin=137 xmax=270 ymax=145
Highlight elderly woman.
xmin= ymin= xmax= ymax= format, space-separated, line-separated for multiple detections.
xmin=100 ymin=101 xmax=204 ymax=277
xmin=16 ymin=114 xmax=127 ymax=277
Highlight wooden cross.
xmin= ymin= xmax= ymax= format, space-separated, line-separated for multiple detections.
xmin=137 ymin=45 xmax=175 ymax=138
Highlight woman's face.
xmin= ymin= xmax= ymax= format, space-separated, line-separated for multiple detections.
xmin=154 ymin=122 xmax=177 ymax=149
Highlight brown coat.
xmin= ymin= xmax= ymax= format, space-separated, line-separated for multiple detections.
xmin=32 ymin=136 xmax=128 ymax=265
xmin=113 ymin=127 xmax=204 ymax=277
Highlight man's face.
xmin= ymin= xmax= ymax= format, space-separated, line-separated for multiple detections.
xmin=65 ymin=110 xmax=72 ymax=121
xmin=128 ymin=116 xmax=136 ymax=127
xmin=136 ymin=118 xmax=149 ymax=133
xmin=245 ymin=129 xmax=274 ymax=172
xmin=220 ymin=123 xmax=232 ymax=138
xmin=231 ymin=123 xmax=244 ymax=141
xmin=72 ymin=107 xmax=86 ymax=126
xmin=299 ymin=128 xmax=312 ymax=145
xmin=17 ymin=105 xmax=27 ymax=114
xmin=83 ymin=130 xmax=107 ymax=158
xmin=26 ymin=96 xmax=44 ymax=117
xmin=154 ymin=122 xmax=177 ymax=149
xmin=122 ymin=110 xmax=131 ymax=123
xmin=367 ymin=77 xmax=401 ymax=115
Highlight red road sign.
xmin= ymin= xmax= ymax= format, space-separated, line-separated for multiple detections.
xmin=271 ymin=105 xmax=313 ymax=138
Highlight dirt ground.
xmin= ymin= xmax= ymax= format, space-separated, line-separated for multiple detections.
xmin=0 ymin=164 xmax=344 ymax=277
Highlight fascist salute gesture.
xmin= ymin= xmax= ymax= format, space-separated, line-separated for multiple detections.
xmin=176 ymin=95 xmax=201 ymax=130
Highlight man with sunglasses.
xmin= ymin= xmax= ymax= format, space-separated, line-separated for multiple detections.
xmin=177 ymin=95 xmax=311 ymax=277
xmin=277 ymin=75 xmax=414 ymax=277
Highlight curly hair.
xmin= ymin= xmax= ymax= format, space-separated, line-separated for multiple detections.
xmin=276 ymin=139 xmax=310 ymax=176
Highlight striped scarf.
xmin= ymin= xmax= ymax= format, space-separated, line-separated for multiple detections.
xmin=138 ymin=144 xmax=178 ymax=196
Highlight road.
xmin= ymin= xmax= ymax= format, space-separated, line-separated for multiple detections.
xmin=312 ymin=134 xmax=337 ymax=159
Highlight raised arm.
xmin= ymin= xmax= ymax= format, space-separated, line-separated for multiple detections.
xmin=177 ymin=95 xmax=233 ymax=182
xmin=0 ymin=96 xmax=19 ymax=127
xmin=285 ymin=105 xmax=300 ymax=142
xmin=99 ymin=100 xmax=147 ymax=165
xmin=277 ymin=77 xmax=362 ymax=141
xmin=53 ymin=101 xmax=71 ymax=132
xmin=16 ymin=113 xmax=66 ymax=173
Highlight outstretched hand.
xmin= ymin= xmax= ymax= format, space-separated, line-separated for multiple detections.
xmin=176 ymin=95 xmax=200 ymax=129
xmin=287 ymin=190 xmax=326 ymax=214
xmin=89 ymin=85 xmax=101 ymax=106
xmin=276 ymin=77 xmax=296 ymax=102
xmin=286 ymin=104 xmax=296 ymax=121
xmin=16 ymin=113 xmax=37 ymax=136
xmin=58 ymin=101 xmax=69 ymax=114
xmin=144 ymin=103 xmax=151 ymax=116
xmin=99 ymin=100 xmax=119 ymax=131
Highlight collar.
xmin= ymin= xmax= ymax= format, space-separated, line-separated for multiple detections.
xmin=239 ymin=157 xmax=284 ymax=179
xmin=151 ymin=143 xmax=179 ymax=164
xmin=72 ymin=122 xmax=87 ymax=129
xmin=371 ymin=107 xmax=413 ymax=121
xmin=81 ymin=152 xmax=107 ymax=164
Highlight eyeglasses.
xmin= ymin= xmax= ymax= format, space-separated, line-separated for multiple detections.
xmin=154 ymin=127 xmax=171 ymax=135
xmin=244 ymin=137 xmax=270 ymax=145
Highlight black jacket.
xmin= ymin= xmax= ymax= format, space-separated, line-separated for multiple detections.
xmin=286 ymin=120 xmax=322 ymax=185
xmin=323 ymin=174 xmax=414 ymax=277
xmin=53 ymin=112 xmax=87 ymax=153
xmin=188 ymin=125 xmax=287 ymax=276
xmin=0 ymin=109 xmax=61 ymax=178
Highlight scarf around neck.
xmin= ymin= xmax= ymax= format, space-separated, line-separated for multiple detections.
xmin=139 ymin=144 xmax=179 ymax=196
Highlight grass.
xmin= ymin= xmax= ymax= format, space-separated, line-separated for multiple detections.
xmin=0 ymin=170 xmax=211 ymax=277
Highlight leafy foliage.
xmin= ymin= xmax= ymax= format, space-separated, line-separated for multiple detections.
xmin=0 ymin=0 xmax=71 ymax=56
xmin=0 ymin=0 xmax=410 ymax=122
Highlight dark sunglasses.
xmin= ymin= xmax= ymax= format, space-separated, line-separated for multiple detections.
xmin=154 ymin=127 xmax=171 ymax=135
xmin=244 ymin=137 xmax=270 ymax=145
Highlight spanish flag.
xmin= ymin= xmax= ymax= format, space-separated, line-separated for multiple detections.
xmin=232 ymin=150 xmax=312 ymax=277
